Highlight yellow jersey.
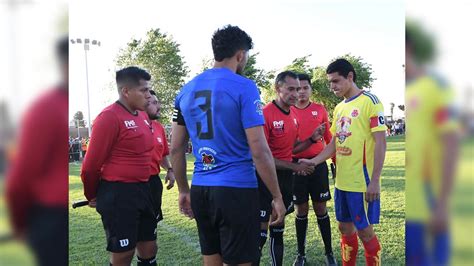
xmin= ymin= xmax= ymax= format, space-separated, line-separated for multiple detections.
xmin=405 ymin=75 xmax=458 ymax=222
xmin=330 ymin=91 xmax=387 ymax=192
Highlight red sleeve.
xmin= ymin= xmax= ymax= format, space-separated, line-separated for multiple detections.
xmin=161 ymin=125 xmax=169 ymax=157
xmin=6 ymin=102 xmax=54 ymax=233
xmin=80 ymin=111 xmax=119 ymax=200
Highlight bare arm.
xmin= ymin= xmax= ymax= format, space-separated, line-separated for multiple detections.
xmin=438 ymin=131 xmax=460 ymax=209
xmin=370 ymin=131 xmax=387 ymax=183
xmin=160 ymin=155 xmax=172 ymax=171
xmin=170 ymin=123 xmax=189 ymax=193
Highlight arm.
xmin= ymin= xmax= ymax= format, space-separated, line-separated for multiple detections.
xmin=170 ymin=122 xmax=193 ymax=218
xmin=245 ymin=126 xmax=285 ymax=225
xmin=366 ymin=131 xmax=387 ymax=202
xmin=160 ymin=155 xmax=175 ymax=190
xmin=80 ymin=111 xmax=118 ymax=201
xmin=292 ymin=120 xmax=326 ymax=154
xmin=299 ymin=136 xmax=336 ymax=166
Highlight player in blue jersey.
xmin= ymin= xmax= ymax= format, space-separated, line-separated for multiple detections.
xmin=171 ymin=25 xmax=286 ymax=266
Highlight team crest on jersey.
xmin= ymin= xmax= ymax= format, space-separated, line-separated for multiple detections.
xmin=198 ymin=147 xmax=217 ymax=170
xmin=335 ymin=116 xmax=352 ymax=144
xmin=312 ymin=111 xmax=318 ymax=117
xmin=254 ymin=99 xmax=264 ymax=115
xmin=157 ymin=137 xmax=162 ymax=143
xmin=351 ymin=108 xmax=359 ymax=118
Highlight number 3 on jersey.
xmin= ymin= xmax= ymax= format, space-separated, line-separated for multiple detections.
xmin=195 ymin=90 xmax=213 ymax=139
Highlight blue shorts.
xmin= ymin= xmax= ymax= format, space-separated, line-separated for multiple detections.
xmin=334 ymin=188 xmax=380 ymax=230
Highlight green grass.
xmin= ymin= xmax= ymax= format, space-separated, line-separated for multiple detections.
xmin=69 ymin=136 xmax=407 ymax=265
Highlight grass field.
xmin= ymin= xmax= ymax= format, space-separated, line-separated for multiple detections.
xmin=69 ymin=135 xmax=406 ymax=265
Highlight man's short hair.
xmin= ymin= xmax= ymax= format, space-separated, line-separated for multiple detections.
xmin=275 ymin=70 xmax=299 ymax=87
xmin=326 ymin=58 xmax=357 ymax=82
xmin=116 ymin=66 xmax=151 ymax=89
xmin=297 ymin=73 xmax=312 ymax=87
xmin=149 ymin=90 xmax=157 ymax=96
xmin=212 ymin=25 xmax=253 ymax=61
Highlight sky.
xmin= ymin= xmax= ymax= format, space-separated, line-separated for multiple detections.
xmin=69 ymin=0 xmax=406 ymax=125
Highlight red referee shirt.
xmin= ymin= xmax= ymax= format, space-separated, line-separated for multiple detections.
xmin=150 ymin=120 xmax=169 ymax=175
xmin=6 ymin=87 xmax=68 ymax=232
xmin=291 ymin=102 xmax=333 ymax=159
xmin=263 ymin=101 xmax=300 ymax=162
xmin=81 ymin=101 xmax=154 ymax=201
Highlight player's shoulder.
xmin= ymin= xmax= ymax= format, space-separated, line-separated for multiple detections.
xmin=311 ymin=102 xmax=329 ymax=112
xmin=360 ymin=90 xmax=382 ymax=105
xmin=97 ymin=103 xmax=121 ymax=121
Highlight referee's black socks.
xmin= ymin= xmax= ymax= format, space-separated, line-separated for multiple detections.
xmin=317 ymin=211 xmax=333 ymax=255
xmin=137 ymin=255 xmax=157 ymax=266
xmin=295 ymin=214 xmax=308 ymax=256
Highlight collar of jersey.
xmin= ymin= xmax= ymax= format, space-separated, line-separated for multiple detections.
xmin=272 ymin=100 xmax=291 ymax=115
xmin=344 ymin=91 xmax=364 ymax=103
xmin=115 ymin=100 xmax=139 ymax=116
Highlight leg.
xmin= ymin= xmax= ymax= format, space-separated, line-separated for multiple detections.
xmin=339 ymin=222 xmax=358 ymax=266
xmin=255 ymin=173 xmax=273 ymax=265
xmin=295 ymin=202 xmax=309 ymax=257
xmin=203 ymin=254 xmax=223 ymax=266
xmin=136 ymin=241 xmax=158 ymax=265
xmin=110 ymin=249 xmax=135 ymax=266
xmin=357 ymin=226 xmax=381 ymax=266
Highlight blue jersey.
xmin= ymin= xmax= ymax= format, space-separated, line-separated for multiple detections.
xmin=174 ymin=68 xmax=264 ymax=188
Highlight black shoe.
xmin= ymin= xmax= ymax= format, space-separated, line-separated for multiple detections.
xmin=293 ymin=254 xmax=307 ymax=266
xmin=325 ymin=252 xmax=337 ymax=266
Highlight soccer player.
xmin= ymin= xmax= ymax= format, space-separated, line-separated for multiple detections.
xmin=300 ymin=59 xmax=387 ymax=266
xmin=405 ymin=21 xmax=460 ymax=266
xmin=6 ymin=35 xmax=69 ymax=266
xmin=145 ymin=90 xmax=175 ymax=223
xmin=291 ymin=73 xmax=336 ymax=266
xmin=81 ymin=66 xmax=157 ymax=266
xmin=257 ymin=70 xmax=325 ymax=266
xmin=171 ymin=25 xmax=286 ymax=266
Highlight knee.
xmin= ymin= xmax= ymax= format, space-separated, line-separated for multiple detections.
xmin=313 ymin=202 xmax=327 ymax=216
xmin=295 ymin=202 xmax=309 ymax=216
xmin=338 ymin=223 xmax=355 ymax=235
xmin=357 ymin=227 xmax=375 ymax=242
xmin=136 ymin=241 xmax=157 ymax=258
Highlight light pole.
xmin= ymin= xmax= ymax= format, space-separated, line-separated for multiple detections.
xmin=70 ymin=38 xmax=101 ymax=138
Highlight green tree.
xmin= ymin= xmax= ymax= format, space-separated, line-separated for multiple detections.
xmin=284 ymin=54 xmax=313 ymax=77
xmin=116 ymin=29 xmax=189 ymax=123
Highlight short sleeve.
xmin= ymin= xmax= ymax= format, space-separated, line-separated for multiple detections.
xmin=241 ymin=81 xmax=265 ymax=129
xmin=368 ymin=101 xmax=387 ymax=133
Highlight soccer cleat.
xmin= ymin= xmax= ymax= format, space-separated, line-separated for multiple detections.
xmin=293 ymin=254 xmax=307 ymax=266
xmin=325 ymin=252 xmax=337 ymax=266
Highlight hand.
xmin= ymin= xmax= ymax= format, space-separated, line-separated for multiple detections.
xmin=88 ymin=198 xmax=97 ymax=208
xmin=165 ymin=170 xmax=175 ymax=190
xmin=298 ymin=158 xmax=316 ymax=167
xmin=310 ymin=123 xmax=326 ymax=142
xmin=293 ymin=162 xmax=315 ymax=176
xmin=270 ymin=197 xmax=286 ymax=226
xmin=429 ymin=204 xmax=448 ymax=233
xmin=178 ymin=192 xmax=194 ymax=219
xmin=365 ymin=180 xmax=380 ymax=202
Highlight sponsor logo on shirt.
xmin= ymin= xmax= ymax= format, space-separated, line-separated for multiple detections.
xmin=124 ymin=120 xmax=138 ymax=129
xmin=273 ymin=120 xmax=285 ymax=134
xmin=335 ymin=116 xmax=352 ymax=144
xmin=157 ymin=137 xmax=162 ymax=143
xmin=320 ymin=191 xmax=330 ymax=198
xmin=336 ymin=147 xmax=352 ymax=156
xmin=254 ymin=99 xmax=264 ymax=115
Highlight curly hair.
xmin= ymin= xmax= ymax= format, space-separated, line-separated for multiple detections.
xmin=212 ymin=25 xmax=253 ymax=61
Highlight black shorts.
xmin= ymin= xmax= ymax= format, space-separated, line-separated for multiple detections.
xmin=190 ymin=185 xmax=260 ymax=264
xmin=293 ymin=160 xmax=331 ymax=204
xmin=149 ymin=174 xmax=164 ymax=222
xmin=96 ymin=180 xmax=157 ymax=253
xmin=257 ymin=169 xmax=294 ymax=221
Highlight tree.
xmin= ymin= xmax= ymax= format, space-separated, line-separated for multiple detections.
xmin=116 ymin=29 xmax=189 ymax=123
xmin=284 ymin=54 xmax=313 ymax=77
xmin=73 ymin=111 xmax=85 ymax=128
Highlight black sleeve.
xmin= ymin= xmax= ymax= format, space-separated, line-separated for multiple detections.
xmin=172 ymin=107 xmax=186 ymax=126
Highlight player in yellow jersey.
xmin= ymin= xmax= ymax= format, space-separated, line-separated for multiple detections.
xmin=300 ymin=59 xmax=386 ymax=266
xmin=405 ymin=20 xmax=460 ymax=266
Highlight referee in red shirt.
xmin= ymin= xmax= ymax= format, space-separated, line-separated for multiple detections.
xmin=291 ymin=73 xmax=336 ymax=266
xmin=145 ymin=90 xmax=175 ymax=223
xmin=81 ymin=66 xmax=157 ymax=266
